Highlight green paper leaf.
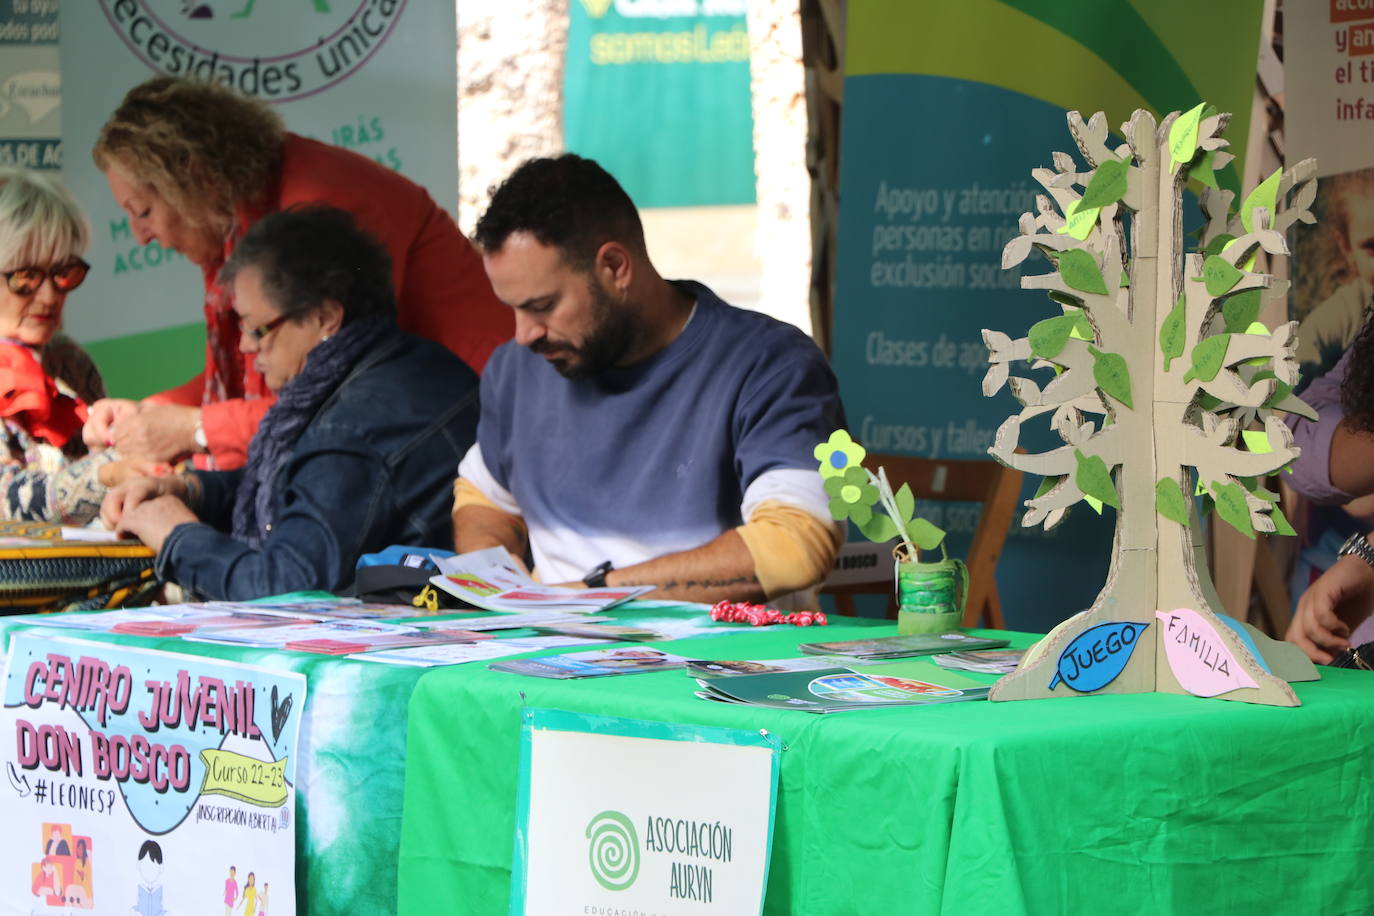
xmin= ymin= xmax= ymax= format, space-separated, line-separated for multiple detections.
xmin=1211 ymin=480 xmax=1255 ymax=539
xmin=1269 ymin=505 xmax=1296 ymax=537
xmin=1085 ymin=495 xmax=1103 ymax=514
xmin=1080 ymin=158 xmax=1129 ymax=209
xmin=1169 ymin=102 xmax=1206 ymax=164
xmin=1192 ymin=149 xmax=1220 ymax=190
xmin=1241 ymin=429 xmax=1273 ymax=454
xmin=894 ymin=482 xmax=915 ymax=525
xmin=906 ymin=517 xmax=946 ymax=552
xmin=1069 ymin=309 xmax=1093 ymax=340
xmin=1088 ymin=346 xmax=1133 ymax=409
xmin=1058 ymin=248 xmax=1108 ymax=295
xmin=1029 ymin=314 xmax=1078 ymax=360
xmin=1119 ymin=270 xmax=1130 ymax=288
xmin=1160 ymin=293 xmax=1187 ymax=371
xmin=1074 ymin=449 xmax=1120 ymax=510
xmin=1241 ymin=167 xmax=1283 ymax=234
xmin=1203 ymin=255 xmax=1244 ymax=297
xmin=857 ymin=511 xmax=898 ymax=543
xmin=1034 ymin=476 xmax=1059 ymax=499
xmin=1182 ymin=333 xmax=1231 ymax=385
xmin=1198 ymin=392 xmax=1223 ymax=411
xmin=1244 ymin=321 xmax=1269 ymax=336
xmin=1202 ymin=233 xmax=1236 ymax=258
xmin=1059 ymin=199 xmax=1100 ymax=240
xmin=1155 ymin=477 xmax=1190 ymax=526
xmin=1222 ymin=290 xmax=1262 ymax=333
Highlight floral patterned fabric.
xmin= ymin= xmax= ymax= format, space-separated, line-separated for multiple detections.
xmin=0 ymin=334 xmax=112 ymax=525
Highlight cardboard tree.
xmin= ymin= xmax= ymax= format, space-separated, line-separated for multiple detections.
xmin=982 ymin=105 xmax=1321 ymax=706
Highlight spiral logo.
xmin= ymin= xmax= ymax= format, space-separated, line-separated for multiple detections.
xmin=585 ymin=810 xmax=639 ymax=891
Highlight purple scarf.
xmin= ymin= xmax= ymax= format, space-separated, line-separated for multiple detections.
xmin=231 ymin=318 xmax=389 ymax=547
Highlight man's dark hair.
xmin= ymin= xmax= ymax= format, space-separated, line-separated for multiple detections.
xmin=473 ymin=154 xmax=645 ymax=272
xmin=137 ymin=840 xmax=162 ymax=864
xmin=220 ymin=204 xmax=396 ymax=324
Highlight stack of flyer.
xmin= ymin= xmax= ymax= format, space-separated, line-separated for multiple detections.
xmin=694 ymin=658 xmax=997 ymax=713
xmin=931 ymin=649 xmax=1024 ymax=675
xmin=429 ymin=547 xmax=654 ymax=612
xmin=796 ymin=632 xmax=1010 ymax=659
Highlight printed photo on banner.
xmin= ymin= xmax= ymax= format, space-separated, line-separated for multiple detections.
xmin=0 ymin=634 xmax=305 ymax=914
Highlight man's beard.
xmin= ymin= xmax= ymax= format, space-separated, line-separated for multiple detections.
xmin=534 ymin=282 xmax=638 ymax=379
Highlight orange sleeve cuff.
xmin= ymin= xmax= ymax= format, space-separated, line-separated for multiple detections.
xmin=736 ymin=501 xmax=843 ymax=599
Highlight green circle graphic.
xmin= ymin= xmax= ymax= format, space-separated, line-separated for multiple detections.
xmin=585 ymin=810 xmax=639 ymax=891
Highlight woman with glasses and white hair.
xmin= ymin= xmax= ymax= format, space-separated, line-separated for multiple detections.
xmin=0 ymin=167 xmax=129 ymax=523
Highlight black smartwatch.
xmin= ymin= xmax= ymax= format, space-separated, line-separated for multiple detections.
xmin=582 ymin=560 xmax=613 ymax=588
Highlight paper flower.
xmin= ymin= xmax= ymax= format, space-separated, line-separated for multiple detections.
xmin=814 ymin=429 xmax=946 ymax=555
xmin=814 ymin=430 xmax=866 ymax=479
xmin=824 ymin=467 xmax=879 ymax=526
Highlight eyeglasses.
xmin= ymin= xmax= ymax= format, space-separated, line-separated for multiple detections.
xmin=3 ymin=259 xmax=90 ymax=296
xmin=241 ymin=313 xmax=290 ymax=343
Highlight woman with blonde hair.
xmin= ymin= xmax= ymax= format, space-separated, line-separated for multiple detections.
xmin=88 ymin=75 xmax=510 ymax=470
xmin=0 ymin=168 xmax=128 ymax=523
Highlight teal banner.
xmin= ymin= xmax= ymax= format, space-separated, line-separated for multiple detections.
xmin=564 ymin=0 xmax=755 ymax=208
xmin=833 ymin=0 xmax=1264 ymax=632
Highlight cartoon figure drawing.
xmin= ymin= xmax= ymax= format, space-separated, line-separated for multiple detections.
xmin=45 ymin=825 xmax=70 ymax=856
xmin=131 ymin=840 xmax=166 ymax=916
xmin=241 ymin=872 xmax=257 ymax=914
xmin=31 ymin=857 xmax=62 ymax=903
xmin=258 ymin=882 xmax=269 ymax=915
xmin=66 ymin=836 xmax=94 ymax=908
xmin=224 ymin=864 xmax=239 ymax=915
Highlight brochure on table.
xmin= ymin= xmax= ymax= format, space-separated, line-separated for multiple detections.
xmin=430 ymin=548 xmax=654 ymax=612
xmin=513 ymin=709 xmax=780 ymax=915
xmin=0 ymin=634 xmax=305 ymax=914
xmin=696 ymin=658 xmax=995 ymax=713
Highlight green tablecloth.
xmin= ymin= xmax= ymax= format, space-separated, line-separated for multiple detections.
xmin=397 ymin=610 xmax=1374 ymax=915
xmin=0 ymin=611 xmax=430 ymax=916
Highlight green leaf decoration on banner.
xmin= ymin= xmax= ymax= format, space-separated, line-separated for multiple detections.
xmin=1074 ymin=449 xmax=1120 ymax=510
xmin=1029 ymin=315 xmax=1078 ymax=360
xmin=1059 ymin=199 xmax=1100 ymax=240
xmin=1084 ymin=495 xmax=1103 ymax=514
xmin=1058 ymin=248 xmax=1108 ymax=295
xmin=1222 ymin=290 xmax=1262 ymax=333
xmin=1269 ymin=505 xmax=1297 ymax=537
xmin=1080 ymin=158 xmax=1129 ymax=209
xmin=1155 ymin=477 xmax=1190 ymax=526
xmin=1241 ymin=167 xmax=1283 ymax=234
xmin=1087 ymin=345 xmax=1133 ymax=409
xmin=1034 ymin=476 xmax=1060 ymax=499
xmin=1202 ymin=233 xmax=1236 ymax=258
xmin=1182 ymin=333 xmax=1231 ymax=385
xmin=1211 ymin=480 xmax=1255 ymax=539
xmin=894 ymin=482 xmax=915 ymax=524
xmin=1193 ymin=149 xmax=1220 ymax=190
xmin=1069 ymin=309 xmax=1093 ymax=340
xmin=1203 ymin=255 xmax=1243 ymax=296
xmin=857 ymin=511 xmax=898 ymax=543
xmin=906 ymin=517 xmax=946 ymax=552
xmin=1160 ymin=293 xmax=1187 ymax=371
xmin=1169 ymin=102 xmax=1206 ymax=164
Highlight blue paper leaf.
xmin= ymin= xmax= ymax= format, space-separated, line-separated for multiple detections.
xmin=1047 ymin=621 xmax=1150 ymax=692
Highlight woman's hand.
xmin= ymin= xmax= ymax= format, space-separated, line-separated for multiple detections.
xmin=115 ymin=496 xmax=199 ymax=553
xmin=97 ymin=459 xmax=172 ymax=489
xmin=84 ymin=398 xmax=139 ymax=450
xmin=101 ymin=474 xmax=189 ymax=531
xmin=111 ymin=403 xmax=201 ymax=463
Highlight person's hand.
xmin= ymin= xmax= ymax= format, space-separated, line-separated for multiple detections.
xmin=84 ymin=398 xmax=139 ymax=450
xmin=97 ymin=459 xmax=172 ymax=489
xmin=112 ymin=495 xmax=198 ymax=553
xmin=101 ymin=475 xmax=188 ymax=531
xmin=111 ymin=403 xmax=201 ymax=463
xmin=1287 ymin=553 xmax=1374 ymax=663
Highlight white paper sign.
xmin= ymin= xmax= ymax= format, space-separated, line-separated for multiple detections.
xmin=514 ymin=709 xmax=779 ymax=915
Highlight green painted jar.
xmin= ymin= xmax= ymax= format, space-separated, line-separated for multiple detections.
xmin=893 ymin=544 xmax=967 ymax=636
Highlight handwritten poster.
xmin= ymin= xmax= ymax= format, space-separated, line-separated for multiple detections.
xmin=0 ymin=634 xmax=305 ymax=914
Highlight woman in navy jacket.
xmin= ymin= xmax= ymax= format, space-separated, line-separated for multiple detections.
xmin=102 ymin=205 xmax=478 ymax=600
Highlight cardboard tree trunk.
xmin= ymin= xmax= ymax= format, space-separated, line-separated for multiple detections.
xmin=983 ymin=106 xmax=1321 ymax=707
